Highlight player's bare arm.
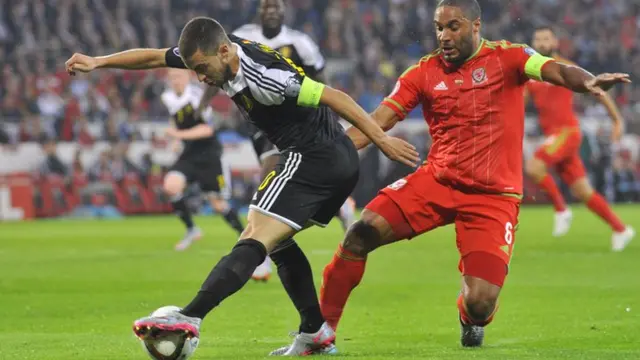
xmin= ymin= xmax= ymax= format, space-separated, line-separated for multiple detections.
xmin=346 ymin=105 xmax=401 ymax=150
xmin=597 ymin=93 xmax=624 ymax=141
xmin=539 ymin=61 xmax=631 ymax=96
xmin=319 ymin=85 xmax=419 ymax=167
xmin=65 ymin=48 xmax=172 ymax=75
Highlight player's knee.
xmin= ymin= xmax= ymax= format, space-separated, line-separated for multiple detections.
xmin=463 ymin=285 xmax=499 ymax=322
xmin=163 ymin=172 xmax=186 ymax=197
xmin=569 ymin=178 xmax=593 ymax=201
xmin=342 ymin=213 xmax=385 ymax=257
xmin=525 ymin=158 xmax=546 ymax=180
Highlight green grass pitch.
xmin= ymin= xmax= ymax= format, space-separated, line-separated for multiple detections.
xmin=1 ymin=205 xmax=639 ymax=359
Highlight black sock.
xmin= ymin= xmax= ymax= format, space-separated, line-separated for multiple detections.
xmin=271 ymin=238 xmax=325 ymax=334
xmin=181 ymin=239 xmax=267 ymax=319
xmin=172 ymin=197 xmax=194 ymax=230
xmin=222 ymin=207 xmax=244 ymax=234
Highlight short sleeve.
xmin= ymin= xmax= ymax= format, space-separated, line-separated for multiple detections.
xmin=241 ymin=59 xmax=303 ymax=106
xmin=381 ymin=64 xmax=424 ymax=120
xmin=504 ymin=45 xmax=554 ymax=82
xmin=165 ymin=47 xmax=187 ymax=69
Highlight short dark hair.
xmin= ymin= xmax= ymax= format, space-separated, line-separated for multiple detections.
xmin=436 ymin=0 xmax=481 ymax=20
xmin=178 ymin=17 xmax=230 ymax=60
xmin=534 ymin=25 xmax=556 ymax=34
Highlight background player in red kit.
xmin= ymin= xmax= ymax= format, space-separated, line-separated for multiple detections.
xmin=317 ymin=0 xmax=631 ymax=349
xmin=525 ymin=26 xmax=634 ymax=251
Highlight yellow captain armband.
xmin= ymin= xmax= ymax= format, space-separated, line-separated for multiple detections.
xmin=296 ymin=77 xmax=325 ymax=108
xmin=524 ymin=51 xmax=554 ymax=81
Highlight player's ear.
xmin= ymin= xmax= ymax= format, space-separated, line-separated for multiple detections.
xmin=218 ymin=43 xmax=231 ymax=63
xmin=472 ymin=19 xmax=481 ymax=35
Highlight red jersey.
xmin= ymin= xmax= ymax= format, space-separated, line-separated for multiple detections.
xmin=383 ymin=39 xmax=554 ymax=195
xmin=526 ymin=56 xmax=580 ymax=135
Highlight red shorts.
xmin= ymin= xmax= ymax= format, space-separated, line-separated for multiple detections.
xmin=365 ymin=165 xmax=520 ymax=287
xmin=534 ymin=127 xmax=586 ymax=185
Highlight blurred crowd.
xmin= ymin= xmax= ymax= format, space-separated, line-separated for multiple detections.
xmin=1 ymin=0 xmax=640 ymax=144
xmin=0 ymin=0 xmax=639 ymax=205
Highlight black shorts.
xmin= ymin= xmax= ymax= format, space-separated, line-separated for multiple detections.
xmin=250 ymin=134 xmax=359 ymax=230
xmin=251 ymin=130 xmax=279 ymax=163
xmin=169 ymin=152 xmax=230 ymax=197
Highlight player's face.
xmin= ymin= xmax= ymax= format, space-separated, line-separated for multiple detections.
xmin=259 ymin=0 xmax=284 ymax=31
xmin=187 ymin=45 xmax=234 ymax=88
xmin=434 ymin=6 xmax=480 ymax=64
xmin=532 ymin=29 xmax=557 ymax=56
xmin=167 ymin=69 xmax=190 ymax=93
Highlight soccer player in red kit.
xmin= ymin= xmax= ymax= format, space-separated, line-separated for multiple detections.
xmin=317 ymin=0 xmax=632 ymax=349
xmin=525 ymin=26 xmax=634 ymax=251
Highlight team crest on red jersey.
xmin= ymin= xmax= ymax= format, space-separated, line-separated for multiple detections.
xmin=472 ymin=67 xmax=487 ymax=84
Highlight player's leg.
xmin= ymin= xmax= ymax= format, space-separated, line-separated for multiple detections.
xmin=164 ymin=162 xmax=202 ymax=251
xmin=321 ymin=167 xmax=454 ymax=331
xmin=336 ymin=196 xmax=357 ymax=232
xmin=199 ymin=157 xmax=245 ymax=234
xmin=268 ymin=135 xmax=360 ymax=356
xmin=455 ymin=194 xmax=519 ymax=347
xmin=526 ymin=131 xmax=575 ymax=236
xmin=525 ymin=132 xmax=573 ymax=236
xmin=133 ymin=208 xmax=300 ymax=339
xmin=561 ymin=157 xmax=635 ymax=251
xmin=251 ymin=152 xmax=281 ymax=281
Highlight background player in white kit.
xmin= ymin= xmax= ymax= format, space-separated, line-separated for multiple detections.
xmin=232 ymin=0 xmax=357 ymax=280
xmin=162 ymin=68 xmax=245 ymax=251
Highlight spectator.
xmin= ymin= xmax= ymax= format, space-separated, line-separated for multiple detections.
xmin=38 ymin=137 xmax=68 ymax=177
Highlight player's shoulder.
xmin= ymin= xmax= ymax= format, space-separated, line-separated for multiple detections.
xmin=483 ymin=40 xmax=529 ymax=51
xmin=233 ymin=36 xmax=291 ymax=73
xmin=160 ymin=89 xmax=175 ymax=103
xmin=284 ymin=26 xmax=316 ymax=43
xmin=399 ymin=49 xmax=442 ymax=78
xmin=232 ymin=23 xmax=260 ymax=37
xmin=482 ymin=40 xmax=537 ymax=59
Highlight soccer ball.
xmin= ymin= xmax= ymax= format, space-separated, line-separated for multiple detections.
xmin=140 ymin=306 xmax=200 ymax=360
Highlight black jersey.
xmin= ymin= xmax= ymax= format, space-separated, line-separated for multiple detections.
xmin=160 ymin=83 xmax=222 ymax=156
xmin=164 ymin=35 xmax=344 ymax=153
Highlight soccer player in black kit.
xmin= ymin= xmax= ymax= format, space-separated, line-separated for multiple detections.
xmin=161 ymin=68 xmax=244 ymax=251
xmin=234 ymin=0 xmax=357 ymax=281
xmin=65 ymin=17 xmax=419 ymax=355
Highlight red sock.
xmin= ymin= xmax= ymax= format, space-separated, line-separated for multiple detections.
xmin=457 ymin=294 xmax=498 ymax=327
xmin=320 ymin=245 xmax=366 ymax=331
xmin=538 ymin=174 xmax=567 ymax=212
xmin=586 ymin=193 xmax=626 ymax=232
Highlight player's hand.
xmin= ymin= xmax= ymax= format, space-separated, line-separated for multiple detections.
xmin=584 ymin=73 xmax=631 ymax=96
xmin=377 ymin=135 xmax=420 ymax=168
xmin=165 ymin=127 xmax=180 ymax=139
xmin=65 ymin=53 xmax=99 ymax=75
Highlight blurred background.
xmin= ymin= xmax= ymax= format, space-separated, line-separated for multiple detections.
xmin=1 ymin=0 xmax=639 ymax=220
